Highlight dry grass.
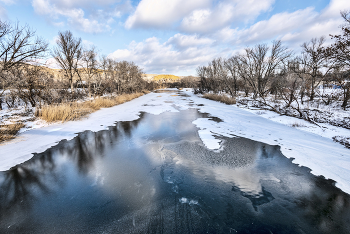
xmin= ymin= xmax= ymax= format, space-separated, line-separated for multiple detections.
xmin=290 ymin=122 xmax=306 ymax=128
xmin=36 ymin=92 xmax=145 ymax=122
xmin=0 ymin=123 xmax=25 ymax=142
xmin=203 ymin=93 xmax=236 ymax=105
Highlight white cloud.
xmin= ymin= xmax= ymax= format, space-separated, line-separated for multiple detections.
xmin=32 ymin=0 xmax=131 ymax=33
xmin=125 ymin=0 xmax=274 ymax=33
xmin=215 ymin=0 xmax=350 ymax=50
xmin=167 ymin=33 xmax=214 ymax=50
xmin=35 ymin=0 xmax=121 ymax=10
xmin=125 ymin=0 xmax=211 ymax=29
xmin=108 ymin=36 xmax=222 ymax=75
xmin=82 ymin=39 xmax=94 ymax=48
xmin=234 ymin=7 xmax=317 ymax=44
xmin=180 ymin=0 xmax=274 ymax=33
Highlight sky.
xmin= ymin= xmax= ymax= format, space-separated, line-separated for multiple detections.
xmin=0 ymin=0 xmax=349 ymax=75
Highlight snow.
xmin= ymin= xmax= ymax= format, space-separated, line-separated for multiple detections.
xmin=241 ymin=107 xmax=350 ymax=142
xmin=1 ymin=88 xmax=350 ymax=195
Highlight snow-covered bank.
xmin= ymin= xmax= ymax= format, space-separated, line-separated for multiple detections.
xmin=240 ymin=106 xmax=350 ymax=145
xmin=1 ymin=88 xmax=350 ymax=195
xmin=0 ymin=91 xmax=178 ymax=170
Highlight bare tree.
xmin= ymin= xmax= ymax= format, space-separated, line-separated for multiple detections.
xmin=197 ymin=58 xmax=229 ymax=95
xmin=295 ymin=37 xmax=332 ymax=101
xmin=0 ymin=22 xmax=48 ymax=71
xmin=9 ymin=64 xmax=54 ymax=107
xmin=52 ymin=31 xmax=82 ymax=95
xmin=114 ymin=61 xmax=144 ymax=93
xmin=224 ymin=56 xmax=239 ymax=96
xmin=81 ymin=46 xmax=99 ymax=97
xmin=0 ymin=21 xmax=48 ymax=109
xmin=235 ymin=40 xmax=292 ymax=98
xmin=326 ymin=10 xmax=350 ymax=109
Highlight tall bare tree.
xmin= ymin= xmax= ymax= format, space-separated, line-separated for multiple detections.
xmin=295 ymin=37 xmax=332 ymax=101
xmin=197 ymin=58 xmax=229 ymax=95
xmin=235 ymin=40 xmax=292 ymax=98
xmin=9 ymin=64 xmax=54 ymax=107
xmin=327 ymin=10 xmax=350 ymax=109
xmin=0 ymin=21 xmax=48 ymax=110
xmin=224 ymin=56 xmax=239 ymax=96
xmin=114 ymin=61 xmax=144 ymax=93
xmin=81 ymin=46 xmax=99 ymax=97
xmin=52 ymin=31 xmax=82 ymax=94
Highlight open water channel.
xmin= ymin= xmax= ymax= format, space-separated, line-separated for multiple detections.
xmin=1 ymin=91 xmax=350 ymax=233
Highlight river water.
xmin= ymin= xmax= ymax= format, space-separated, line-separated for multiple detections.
xmin=1 ymin=97 xmax=350 ymax=233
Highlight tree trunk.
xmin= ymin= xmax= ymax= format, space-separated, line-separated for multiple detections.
xmin=70 ymin=77 xmax=74 ymax=96
xmin=310 ymin=75 xmax=315 ymax=101
xmin=341 ymin=86 xmax=349 ymax=110
xmin=88 ymin=82 xmax=91 ymax=98
xmin=234 ymin=77 xmax=237 ymax=96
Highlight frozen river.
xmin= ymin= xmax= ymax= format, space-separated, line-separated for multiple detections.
xmin=1 ymin=91 xmax=350 ymax=233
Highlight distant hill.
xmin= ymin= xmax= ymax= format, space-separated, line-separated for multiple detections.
xmin=143 ymin=74 xmax=185 ymax=83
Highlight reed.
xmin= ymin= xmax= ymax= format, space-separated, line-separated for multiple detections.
xmin=0 ymin=123 xmax=25 ymax=142
xmin=36 ymin=93 xmax=144 ymax=122
xmin=202 ymin=93 xmax=236 ymax=105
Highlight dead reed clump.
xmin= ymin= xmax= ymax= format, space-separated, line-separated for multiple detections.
xmin=36 ymin=103 xmax=92 ymax=122
xmin=36 ymin=93 xmax=144 ymax=122
xmin=290 ymin=122 xmax=306 ymax=128
xmin=203 ymin=93 xmax=236 ymax=105
xmin=0 ymin=123 xmax=25 ymax=142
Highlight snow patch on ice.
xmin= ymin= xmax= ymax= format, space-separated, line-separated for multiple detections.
xmin=179 ymin=197 xmax=198 ymax=205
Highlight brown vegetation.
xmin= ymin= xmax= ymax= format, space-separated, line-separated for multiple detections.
xmin=0 ymin=123 xmax=25 ymax=142
xmin=35 ymin=93 xmax=145 ymax=122
xmin=203 ymin=93 xmax=236 ymax=105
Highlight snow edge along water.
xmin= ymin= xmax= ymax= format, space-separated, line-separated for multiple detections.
xmin=0 ymin=88 xmax=350 ymax=195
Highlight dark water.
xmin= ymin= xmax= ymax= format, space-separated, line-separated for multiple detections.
xmin=1 ymin=109 xmax=350 ymax=234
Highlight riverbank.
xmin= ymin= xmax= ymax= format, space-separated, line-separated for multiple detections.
xmin=0 ymin=93 xmax=145 ymax=143
xmin=0 ymin=88 xmax=349 ymax=195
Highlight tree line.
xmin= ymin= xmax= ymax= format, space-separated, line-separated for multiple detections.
xmin=196 ymin=11 xmax=350 ymax=112
xmin=0 ymin=24 xmax=157 ymax=110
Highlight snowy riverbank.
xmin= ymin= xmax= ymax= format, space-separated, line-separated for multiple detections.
xmin=0 ymin=88 xmax=350 ymax=194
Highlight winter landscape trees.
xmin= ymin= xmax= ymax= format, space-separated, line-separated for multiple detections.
xmin=194 ymin=11 xmax=350 ymax=150
xmin=0 ymin=24 xmax=152 ymax=141
xmin=0 ymin=25 xmax=151 ymax=112
xmin=1 ymin=10 xmax=350 ymax=146
xmin=197 ymin=11 xmax=350 ymax=119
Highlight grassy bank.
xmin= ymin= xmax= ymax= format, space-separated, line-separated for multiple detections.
xmin=202 ymin=93 xmax=236 ymax=105
xmin=35 ymin=92 xmax=145 ymax=122
xmin=0 ymin=123 xmax=25 ymax=143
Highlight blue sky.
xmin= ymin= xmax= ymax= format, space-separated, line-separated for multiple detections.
xmin=0 ymin=0 xmax=348 ymax=75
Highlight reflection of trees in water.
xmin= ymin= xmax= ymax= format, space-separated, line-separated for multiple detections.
xmin=0 ymin=166 xmax=48 ymax=211
xmin=114 ymin=113 xmax=144 ymax=138
xmin=0 ymin=114 xmax=146 ymax=220
xmin=57 ymin=131 xmax=99 ymax=174
xmin=297 ymin=177 xmax=350 ymax=233
xmin=62 ymin=115 xmax=143 ymax=174
xmin=0 ymin=151 xmax=57 ymax=224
